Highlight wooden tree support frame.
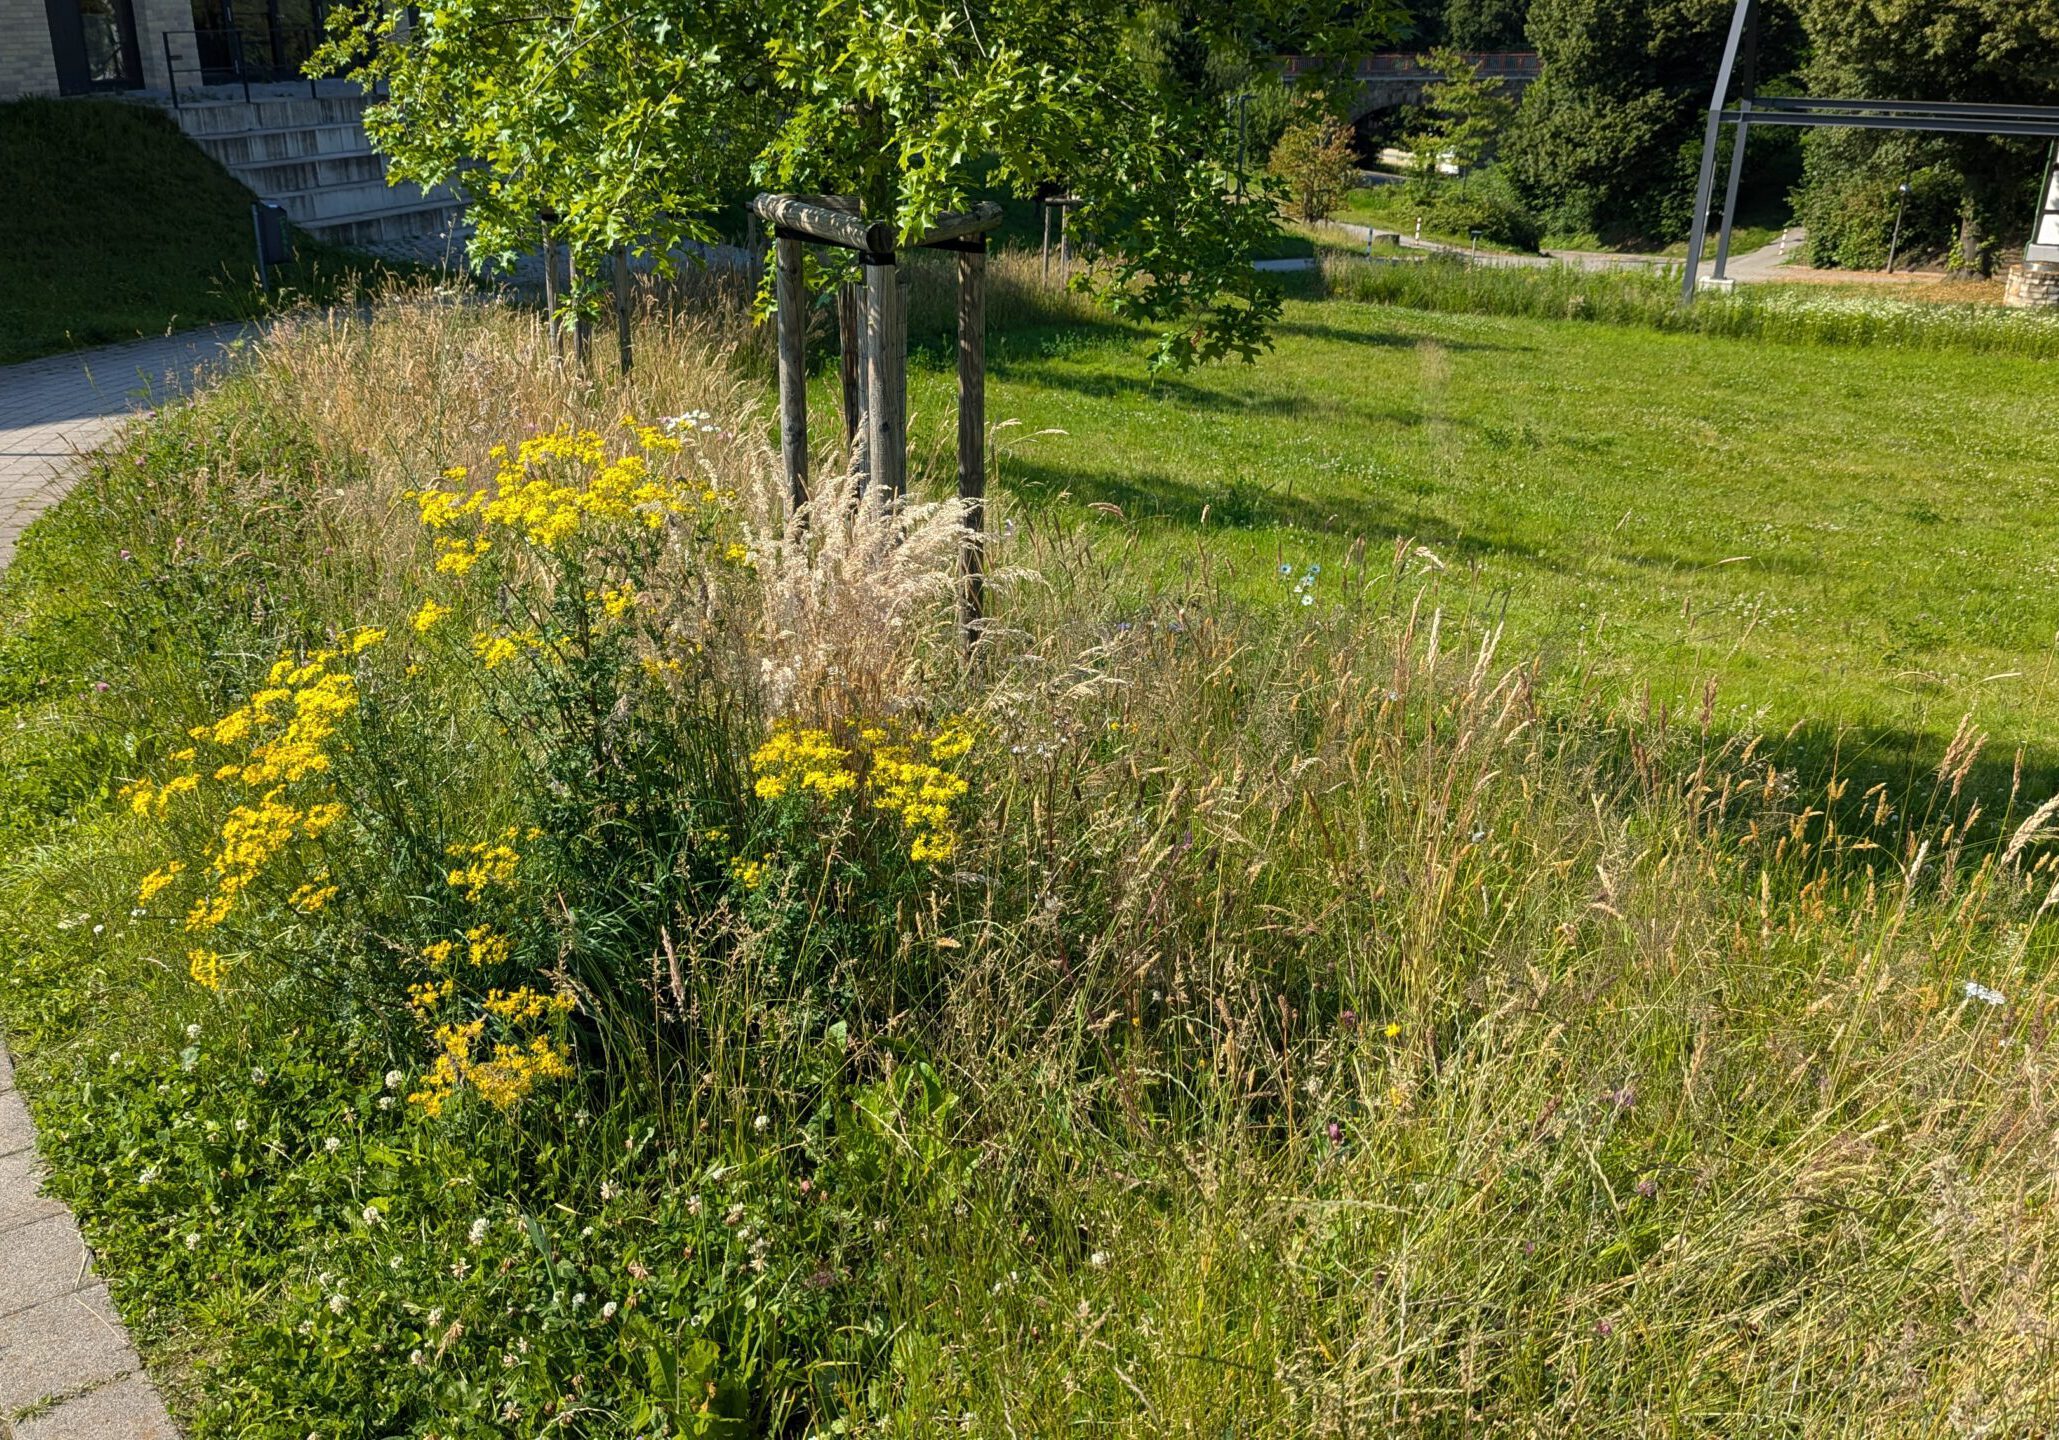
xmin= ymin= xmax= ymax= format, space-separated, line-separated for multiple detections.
xmin=750 ymin=193 xmax=1005 ymax=644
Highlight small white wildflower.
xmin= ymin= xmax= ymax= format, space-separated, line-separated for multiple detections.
xmin=377 ymin=1096 xmax=394 ymax=1110
xmin=599 ymin=1180 xmax=619 ymax=1202
xmin=92 ymin=924 xmax=104 ymax=935
xmin=185 ymin=1024 xmax=202 ymax=1041
xmin=468 ymin=1217 xmax=491 ymax=1245
xmin=234 ymin=1118 xmax=248 ymax=1132
xmin=451 ymin=1260 xmax=470 ymax=1280
xmin=323 ymin=1137 xmax=341 ymax=1153
xmin=137 ymin=1165 xmax=159 ymax=1186
xmin=362 ymin=1205 xmax=382 ymax=1226
xmin=184 ymin=1233 xmax=201 ymax=1250
xmin=409 ymin=1348 xmax=424 ymax=1366
xmin=572 ymin=1291 xmax=587 ymax=1307
xmin=327 ymin=1293 xmax=348 ymax=1314
xmin=1964 ymin=980 xmax=2006 ymax=1007
xmin=753 ymin=1113 xmax=770 ymax=1133
xmin=600 ymin=1301 xmax=618 ymax=1320
xmin=686 ymin=1193 xmax=704 ymax=1217
xmin=427 ymin=1307 xmax=444 ymax=1326
xmin=1089 ymin=1251 xmax=1109 ymax=1269
xmin=108 ymin=1051 xmax=122 ymax=1065
xmin=385 ymin=1069 xmax=404 ymax=1091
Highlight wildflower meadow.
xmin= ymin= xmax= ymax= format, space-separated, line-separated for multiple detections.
xmin=2 ymin=280 xmax=2057 ymax=1437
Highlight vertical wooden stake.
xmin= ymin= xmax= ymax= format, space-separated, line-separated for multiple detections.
xmin=540 ymin=219 xmax=561 ymax=361
xmin=1059 ymin=205 xmax=1070 ymax=278
xmin=612 ymin=246 xmax=633 ymax=375
xmin=838 ymin=280 xmax=867 ymax=484
xmin=862 ymin=253 xmax=905 ymax=498
xmin=570 ymin=251 xmax=592 ymax=371
xmin=1041 ymin=200 xmax=1051 ymax=281
xmin=775 ymin=230 xmax=808 ymax=512
xmin=956 ymin=242 xmax=987 ymax=646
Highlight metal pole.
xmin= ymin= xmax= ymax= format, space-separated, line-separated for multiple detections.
xmin=1712 ymin=104 xmax=1751 ymax=279
xmin=1682 ymin=0 xmax=1756 ymax=304
xmin=775 ymin=231 xmax=808 ymax=511
xmin=1886 ymin=182 xmax=1910 ymax=272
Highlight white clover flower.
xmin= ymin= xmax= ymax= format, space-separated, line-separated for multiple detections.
xmin=377 ymin=1096 xmax=394 ymax=1110
xmin=600 ymin=1301 xmax=619 ymax=1320
xmin=327 ymin=1293 xmax=348 ymax=1314
xmin=108 ymin=1051 xmax=122 ymax=1065
xmin=409 ymin=1348 xmax=424 ymax=1366
xmin=385 ymin=1069 xmax=405 ymax=1091
xmin=234 ymin=1118 xmax=248 ymax=1132
xmin=362 ymin=1205 xmax=382 ymax=1226
xmin=137 ymin=1165 xmax=159 ymax=1186
xmin=185 ymin=1024 xmax=202 ymax=1041
xmin=251 ymin=1066 xmax=266 ymax=1084
xmin=1089 ymin=1251 xmax=1109 ymax=1269
xmin=427 ymin=1307 xmax=444 ymax=1327
xmin=184 ymin=1233 xmax=201 ymax=1250
xmin=572 ymin=1291 xmax=587 ymax=1307
xmin=323 ymin=1137 xmax=341 ymax=1154
xmin=599 ymin=1180 xmax=619 ymax=1202
xmin=753 ymin=1113 xmax=770 ymax=1133
xmin=468 ymin=1217 xmax=491 ymax=1245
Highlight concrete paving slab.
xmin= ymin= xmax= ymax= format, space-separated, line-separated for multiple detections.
xmin=0 ymin=1215 xmax=92 ymax=1322
xmin=0 ymin=1150 xmax=63 ymax=1236
xmin=0 ymin=1089 xmax=34 ymax=1159
xmin=14 ymin=1371 xmax=178 ymax=1440
xmin=0 ymin=1284 xmax=142 ymax=1414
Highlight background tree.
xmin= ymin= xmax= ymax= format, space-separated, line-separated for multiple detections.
xmin=1404 ymin=0 xmax=1533 ymax=50
xmin=1409 ymin=45 xmax=1515 ymax=175
xmin=1268 ymin=107 xmax=1358 ymax=221
xmin=321 ymin=0 xmax=1405 ymax=370
xmin=1504 ymin=0 xmax=1799 ymax=242
xmin=1790 ymin=0 xmax=2059 ymax=274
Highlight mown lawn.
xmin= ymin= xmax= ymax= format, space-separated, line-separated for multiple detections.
xmin=903 ymin=296 xmax=2059 ymax=800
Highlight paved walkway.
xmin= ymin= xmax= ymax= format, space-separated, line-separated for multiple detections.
xmin=0 ymin=326 xmax=253 ymax=1438
xmin=0 ymin=323 xmax=257 ymax=567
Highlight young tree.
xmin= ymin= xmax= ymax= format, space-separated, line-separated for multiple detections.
xmin=319 ymin=0 xmax=1404 ymax=369
xmin=1408 ymin=45 xmax=1515 ymax=176
xmin=1268 ymin=108 xmax=1357 ymax=221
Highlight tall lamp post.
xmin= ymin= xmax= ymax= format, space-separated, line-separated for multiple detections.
xmin=1886 ymin=180 xmax=1911 ymax=274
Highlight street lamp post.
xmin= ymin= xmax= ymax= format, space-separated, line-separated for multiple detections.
xmin=1887 ymin=181 xmax=1911 ymax=274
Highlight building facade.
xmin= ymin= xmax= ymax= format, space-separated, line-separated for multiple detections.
xmin=3 ymin=0 xmax=325 ymax=99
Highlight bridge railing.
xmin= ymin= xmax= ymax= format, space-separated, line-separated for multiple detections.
xmin=1282 ymin=51 xmax=1541 ymax=81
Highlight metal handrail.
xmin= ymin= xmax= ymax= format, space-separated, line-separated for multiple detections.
xmin=161 ymin=24 xmax=326 ymax=108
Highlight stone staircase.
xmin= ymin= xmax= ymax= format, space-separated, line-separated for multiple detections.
xmin=160 ymin=85 xmax=464 ymax=248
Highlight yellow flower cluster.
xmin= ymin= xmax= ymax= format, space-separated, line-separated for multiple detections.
xmin=446 ymin=831 xmax=523 ymax=900
xmin=134 ymin=646 xmax=370 ymax=958
xmin=407 ymin=1020 xmax=573 ymax=1117
xmin=867 ymin=720 xmax=975 ymax=864
xmin=405 ymin=426 xmax=713 ymax=557
xmin=411 ymin=599 xmax=451 ymax=633
xmin=751 ymin=727 xmax=858 ymax=802
xmin=749 ymin=718 xmax=977 ymax=865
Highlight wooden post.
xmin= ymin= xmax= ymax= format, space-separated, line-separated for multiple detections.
xmin=775 ymin=230 xmax=808 ymax=511
xmin=956 ymin=241 xmax=987 ymax=645
xmin=540 ymin=217 xmax=561 ymax=361
xmin=569 ymin=251 xmax=592 ymax=371
xmin=838 ymin=280 xmax=866 ymax=482
xmin=1059 ymin=204 xmax=1070 ymax=278
xmin=612 ymin=246 xmax=633 ymax=375
xmin=1041 ymin=200 xmax=1051 ymax=281
xmin=862 ymin=251 xmax=905 ymax=497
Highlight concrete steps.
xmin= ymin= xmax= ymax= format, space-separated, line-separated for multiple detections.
xmin=158 ymin=86 xmax=464 ymax=247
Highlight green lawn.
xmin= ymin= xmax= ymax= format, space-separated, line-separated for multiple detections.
xmin=899 ymin=298 xmax=2059 ymax=804
xmin=1334 ymin=183 xmax=1528 ymax=253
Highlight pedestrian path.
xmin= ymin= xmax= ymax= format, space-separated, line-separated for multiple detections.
xmin=0 ymin=323 xmax=257 ymax=568
xmin=0 ymin=326 xmax=253 ymax=1438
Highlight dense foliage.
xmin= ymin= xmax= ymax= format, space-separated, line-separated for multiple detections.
xmin=318 ymin=0 xmax=1401 ymax=368
xmin=1789 ymin=0 xmax=2059 ymax=273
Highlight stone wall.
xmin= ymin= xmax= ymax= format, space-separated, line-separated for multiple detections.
xmin=2003 ymin=262 xmax=2059 ymax=310
xmin=0 ymin=0 xmax=60 ymax=97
